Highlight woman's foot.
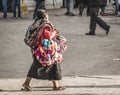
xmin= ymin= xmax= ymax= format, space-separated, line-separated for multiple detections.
xmin=22 ymin=84 xmax=32 ymax=91
xmin=52 ymin=80 xmax=65 ymax=91
xmin=53 ymin=86 xmax=66 ymax=91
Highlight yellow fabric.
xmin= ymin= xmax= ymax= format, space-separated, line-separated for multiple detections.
xmin=21 ymin=1 xmax=28 ymax=15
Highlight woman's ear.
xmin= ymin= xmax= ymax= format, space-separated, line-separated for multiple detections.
xmin=45 ymin=14 xmax=49 ymax=20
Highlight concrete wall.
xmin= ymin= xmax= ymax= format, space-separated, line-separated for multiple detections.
xmin=45 ymin=0 xmax=63 ymax=9
xmin=24 ymin=0 xmax=63 ymax=11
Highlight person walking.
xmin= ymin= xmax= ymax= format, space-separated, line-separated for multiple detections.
xmin=23 ymin=9 xmax=67 ymax=91
xmin=65 ymin=0 xmax=74 ymax=16
xmin=33 ymin=0 xmax=45 ymax=19
xmin=85 ymin=0 xmax=110 ymax=35
xmin=12 ymin=0 xmax=22 ymax=19
xmin=2 ymin=0 xmax=8 ymax=19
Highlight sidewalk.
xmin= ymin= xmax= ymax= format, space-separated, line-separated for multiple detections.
xmin=0 ymin=76 xmax=120 ymax=95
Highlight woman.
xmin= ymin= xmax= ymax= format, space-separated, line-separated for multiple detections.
xmin=23 ymin=9 xmax=66 ymax=91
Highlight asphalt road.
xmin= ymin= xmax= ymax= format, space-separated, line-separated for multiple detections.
xmin=0 ymin=7 xmax=120 ymax=78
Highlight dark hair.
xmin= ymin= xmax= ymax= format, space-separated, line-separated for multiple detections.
xmin=36 ymin=9 xmax=47 ymax=20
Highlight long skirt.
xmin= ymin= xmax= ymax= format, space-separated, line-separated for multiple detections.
xmin=27 ymin=57 xmax=62 ymax=80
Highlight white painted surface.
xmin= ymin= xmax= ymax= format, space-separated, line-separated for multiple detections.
xmin=23 ymin=0 xmax=63 ymax=10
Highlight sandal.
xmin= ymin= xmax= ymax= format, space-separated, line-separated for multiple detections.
xmin=22 ymin=84 xmax=33 ymax=91
xmin=53 ymin=86 xmax=66 ymax=91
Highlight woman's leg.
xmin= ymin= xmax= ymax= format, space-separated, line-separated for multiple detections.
xmin=52 ymin=80 xmax=59 ymax=88
xmin=52 ymin=80 xmax=65 ymax=90
xmin=23 ymin=77 xmax=32 ymax=91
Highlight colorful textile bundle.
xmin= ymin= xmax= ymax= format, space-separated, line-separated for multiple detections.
xmin=32 ymin=23 xmax=67 ymax=67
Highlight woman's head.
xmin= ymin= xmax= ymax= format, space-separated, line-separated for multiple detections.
xmin=36 ymin=9 xmax=48 ymax=20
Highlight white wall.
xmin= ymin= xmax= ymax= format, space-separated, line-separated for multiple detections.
xmin=45 ymin=0 xmax=63 ymax=9
xmin=45 ymin=0 xmax=62 ymax=5
xmin=24 ymin=0 xmax=63 ymax=10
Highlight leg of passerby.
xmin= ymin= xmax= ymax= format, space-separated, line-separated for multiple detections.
xmin=23 ymin=77 xmax=32 ymax=91
xmin=12 ymin=0 xmax=17 ymax=19
xmin=109 ymin=0 xmax=111 ymax=3
xmin=65 ymin=0 xmax=69 ymax=15
xmin=87 ymin=6 xmax=90 ymax=16
xmin=86 ymin=7 xmax=110 ymax=35
xmin=86 ymin=15 xmax=96 ymax=35
xmin=52 ymin=80 xmax=65 ymax=90
xmin=2 ymin=0 xmax=8 ymax=19
xmin=86 ymin=7 xmax=97 ymax=35
xmin=63 ymin=0 xmax=67 ymax=8
xmin=74 ymin=0 xmax=79 ymax=8
xmin=116 ymin=0 xmax=120 ymax=16
xmin=96 ymin=17 xmax=110 ymax=35
xmin=33 ymin=2 xmax=37 ymax=19
xmin=33 ymin=1 xmax=42 ymax=19
xmin=69 ymin=0 xmax=74 ymax=16
xmin=115 ymin=0 xmax=119 ymax=15
xmin=41 ymin=1 xmax=46 ymax=9
xmin=79 ymin=2 xmax=85 ymax=16
xmin=65 ymin=0 xmax=74 ymax=16
xmin=100 ymin=6 xmax=107 ymax=16
xmin=118 ymin=5 xmax=120 ymax=16
xmin=17 ymin=0 xmax=22 ymax=19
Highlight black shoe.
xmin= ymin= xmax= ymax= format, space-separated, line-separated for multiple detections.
xmin=65 ymin=11 xmax=70 ymax=15
xmin=79 ymin=12 xmax=82 ymax=16
xmin=106 ymin=25 xmax=110 ymax=35
xmin=85 ymin=33 xmax=95 ymax=35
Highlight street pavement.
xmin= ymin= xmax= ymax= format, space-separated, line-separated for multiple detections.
xmin=0 ymin=4 xmax=120 ymax=95
xmin=0 ymin=76 xmax=120 ymax=95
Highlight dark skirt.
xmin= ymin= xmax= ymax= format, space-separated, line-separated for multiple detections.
xmin=27 ymin=57 xmax=62 ymax=80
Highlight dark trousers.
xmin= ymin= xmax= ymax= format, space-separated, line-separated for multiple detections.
xmin=66 ymin=0 xmax=74 ymax=13
xmin=33 ymin=0 xmax=45 ymax=19
xmin=89 ymin=7 xmax=109 ymax=34
xmin=2 ymin=0 xmax=8 ymax=18
xmin=79 ymin=2 xmax=85 ymax=14
xmin=13 ymin=0 xmax=21 ymax=18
